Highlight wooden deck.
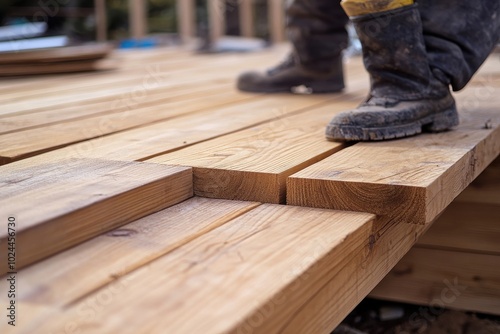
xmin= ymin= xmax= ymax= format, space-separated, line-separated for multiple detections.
xmin=0 ymin=46 xmax=499 ymax=333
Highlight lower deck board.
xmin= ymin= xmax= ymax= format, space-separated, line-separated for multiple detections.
xmin=5 ymin=204 xmax=375 ymax=334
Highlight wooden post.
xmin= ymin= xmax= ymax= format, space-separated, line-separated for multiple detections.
xmin=129 ymin=0 xmax=147 ymax=39
xmin=176 ymin=0 xmax=196 ymax=43
xmin=94 ymin=0 xmax=107 ymax=42
xmin=208 ymin=0 xmax=225 ymax=43
xmin=239 ymin=0 xmax=254 ymax=38
xmin=269 ymin=0 xmax=285 ymax=43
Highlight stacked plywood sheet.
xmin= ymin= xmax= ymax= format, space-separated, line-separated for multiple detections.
xmin=0 ymin=45 xmax=499 ymax=333
xmin=0 ymin=44 xmax=114 ymax=76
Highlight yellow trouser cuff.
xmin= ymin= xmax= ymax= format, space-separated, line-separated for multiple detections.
xmin=341 ymin=0 xmax=414 ymax=17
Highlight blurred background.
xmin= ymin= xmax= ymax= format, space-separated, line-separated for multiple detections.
xmin=0 ymin=0 xmax=281 ymax=47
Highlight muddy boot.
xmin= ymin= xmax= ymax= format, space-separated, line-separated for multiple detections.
xmin=237 ymin=53 xmax=345 ymax=93
xmin=326 ymin=3 xmax=459 ymax=141
xmin=237 ymin=0 xmax=349 ymax=93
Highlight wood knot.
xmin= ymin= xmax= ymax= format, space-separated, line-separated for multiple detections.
xmin=107 ymin=229 xmax=137 ymax=237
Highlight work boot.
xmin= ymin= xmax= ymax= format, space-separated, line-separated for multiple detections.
xmin=237 ymin=53 xmax=344 ymax=93
xmin=326 ymin=3 xmax=459 ymax=141
xmin=237 ymin=0 xmax=349 ymax=93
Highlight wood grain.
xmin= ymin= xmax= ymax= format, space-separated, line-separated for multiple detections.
xmin=149 ymin=95 xmax=366 ymax=203
xmin=13 ymin=204 xmax=376 ymax=334
xmin=0 ymin=158 xmax=192 ymax=273
xmin=0 ymin=198 xmax=258 ymax=307
xmin=288 ymin=105 xmax=500 ymax=224
xmin=370 ymin=248 xmax=500 ymax=316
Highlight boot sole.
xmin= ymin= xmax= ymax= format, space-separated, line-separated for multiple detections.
xmin=238 ymin=81 xmax=345 ymax=94
xmin=326 ymin=106 xmax=460 ymax=141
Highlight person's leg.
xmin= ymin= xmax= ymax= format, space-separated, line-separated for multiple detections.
xmin=325 ymin=0 xmax=498 ymax=141
xmin=418 ymin=0 xmax=500 ymax=91
xmin=237 ymin=0 xmax=349 ymax=93
xmin=287 ymin=0 xmax=349 ymax=71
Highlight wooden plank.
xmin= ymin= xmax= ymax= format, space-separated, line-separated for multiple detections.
xmin=269 ymin=0 xmax=285 ymax=43
xmin=288 ymin=104 xmax=500 ymax=225
xmin=0 ymin=43 xmax=112 ymax=64
xmin=417 ymin=201 xmax=500 ymax=254
xmin=14 ymin=204 xmax=378 ymax=334
xmin=0 ymin=158 xmax=192 ymax=274
xmin=455 ymin=156 xmax=500 ymax=205
xmin=0 ymin=47 xmax=287 ymax=117
xmin=1 ymin=303 xmax=56 ymax=333
xmin=0 ymin=58 xmax=116 ymax=76
xmin=0 ymin=93 xmax=332 ymax=163
xmin=0 ymin=83 xmax=234 ymax=134
xmin=239 ymin=0 xmax=254 ymax=37
xmin=0 ymin=89 xmax=257 ymax=164
xmin=370 ymin=248 xmax=500 ymax=316
xmin=0 ymin=198 xmax=259 ymax=307
xmin=177 ymin=0 xmax=196 ymax=42
xmin=148 ymin=92 xmax=367 ymax=203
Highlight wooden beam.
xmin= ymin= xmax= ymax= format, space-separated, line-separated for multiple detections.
xmin=176 ymin=0 xmax=196 ymax=42
xmin=371 ymin=248 xmax=500 ymax=316
xmin=417 ymin=201 xmax=500 ymax=254
xmin=288 ymin=97 xmax=500 ymax=224
xmin=239 ymin=0 xmax=254 ymax=37
xmin=0 ymin=159 xmax=192 ymax=274
xmin=149 ymin=90 xmax=369 ymax=203
xmin=129 ymin=0 xmax=147 ymax=39
xmin=1 ymin=198 xmax=259 ymax=307
xmin=94 ymin=0 xmax=108 ymax=42
xmin=13 ymin=204 xmax=377 ymax=333
xmin=269 ymin=0 xmax=286 ymax=43
xmin=0 ymin=92 xmax=331 ymax=165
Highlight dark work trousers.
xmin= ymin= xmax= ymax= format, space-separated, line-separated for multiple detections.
xmin=286 ymin=0 xmax=500 ymax=91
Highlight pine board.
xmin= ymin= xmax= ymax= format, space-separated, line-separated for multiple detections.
xmin=0 ymin=198 xmax=258 ymax=307
xmin=0 ymin=83 xmax=234 ymax=134
xmin=0 ymin=89 xmax=255 ymax=164
xmin=0 ymin=158 xmax=192 ymax=273
xmin=0 ymin=94 xmax=336 ymax=166
xmin=288 ymin=104 xmax=500 ymax=225
xmin=370 ymin=248 xmax=500 ymax=316
xmin=417 ymin=201 xmax=500 ymax=254
xmin=12 ymin=204 xmax=376 ymax=334
xmin=0 ymin=47 xmax=288 ymax=116
xmin=148 ymin=93 xmax=366 ymax=203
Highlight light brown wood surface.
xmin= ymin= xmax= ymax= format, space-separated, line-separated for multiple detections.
xmin=149 ymin=94 xmax=365 ymax=203
xmin=288 ymin=102 xmax=500 ymax=224
xmin=0 ymin=47 xmax=499 ymax=334
xmin=0 ymin=158 xmax=192 ymax=273
xmin=8 ymin=204 xmax=375 ymax=334
xmin=0 ymin=198 xmax=258 ymax=308
xmin=417 ymin=201 xmax=500 ymax=254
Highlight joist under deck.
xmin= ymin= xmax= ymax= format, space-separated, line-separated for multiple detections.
xmin=0 ymin=46 xmax=499 ymax=333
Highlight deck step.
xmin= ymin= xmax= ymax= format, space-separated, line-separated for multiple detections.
xmin=0 ymin=158 xmax=192 ymax=273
